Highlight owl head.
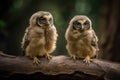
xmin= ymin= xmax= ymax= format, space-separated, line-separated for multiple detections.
xmin=69 ymin=15 xmax=92 ymax=32
xmin=29 ymin=11 xmax=53 ymax=28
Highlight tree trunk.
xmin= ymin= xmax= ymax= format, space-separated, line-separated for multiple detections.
xmin=99 ymin=0 xmax=120 ymax=62
xmin=0 ymin=51 xmax=120 ymax=80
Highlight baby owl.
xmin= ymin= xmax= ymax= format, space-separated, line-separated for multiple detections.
xmin=65 ymin=15 xmax=99 ymax=63
xmin=21 ymin=11 xmax=58 ymax=64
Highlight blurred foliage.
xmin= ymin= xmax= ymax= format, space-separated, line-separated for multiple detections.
xmin=0 ymin=20 xmax=6 ymax=28
xmin=0 ymin=0 xmax=101 ymax=56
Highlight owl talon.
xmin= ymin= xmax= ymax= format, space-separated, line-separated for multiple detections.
xmin=71 ymin=55 xmax=76 ymax=60
xmin=33 ymin=57 xmax=40 ymax=64
xmin=83 ymin=56 xmax=91 ymax=64
xmin=45 ymin=53 xmax=52 ymax=60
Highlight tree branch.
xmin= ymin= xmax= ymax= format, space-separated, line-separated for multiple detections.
xmin=0 ymin=51 xmax=120 ymax=80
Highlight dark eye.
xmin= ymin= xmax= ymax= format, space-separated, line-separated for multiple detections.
xmin=36 ymin=16 xmax=47 ymax=26
xmin=75 ymin=22 xmax=80 ymax=26
xmin=39 ymin=17 xmax=46 ymax=21
xmin=84 ymin=21 xmax=90 ymax=29
xmin=73 ymin=21 xmax=81 ymax=29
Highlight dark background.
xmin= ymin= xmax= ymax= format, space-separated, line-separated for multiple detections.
xmin=0 ymin=0 xmax=120 ymax=62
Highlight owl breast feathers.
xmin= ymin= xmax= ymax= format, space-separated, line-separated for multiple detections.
xmin=21 ymin=11 xmax=58 ymax=64
xmin=65 ymin=15 xmax=99 ymax=63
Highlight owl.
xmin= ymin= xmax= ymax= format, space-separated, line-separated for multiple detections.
xmin=21 ymin=11 xmax=58 ymax=64
xmin=65 ymin=15 xmax=99 ymax=64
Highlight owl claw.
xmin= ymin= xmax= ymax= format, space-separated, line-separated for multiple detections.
xmin=71 ymin=55 xmax=76 ymax=60
xmin=83 ymin=56 xmax=91 ymax=64
xmin=33 ymin=57 xmax=40 ymax=64
xmin=45 ymin=53 xmax=52 ymax=60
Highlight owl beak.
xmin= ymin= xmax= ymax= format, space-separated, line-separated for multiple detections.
xmin=45 ymin=21 xmax=50 ymax=26
xmin=81 ymin=25 xmax=84 ymax=30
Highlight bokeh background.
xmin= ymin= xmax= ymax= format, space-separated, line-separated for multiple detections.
xmin=0 ymin=0 xmax=120 ymax=62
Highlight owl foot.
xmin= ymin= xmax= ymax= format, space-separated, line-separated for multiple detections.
xmin=83 ymin=56 xmax=91 ymax=64
xmin=45 ymin=53 xmax=52 ymax=60
xmin=71 ymin=55 xmax=76 ymax=60
xmin=33 ymin=57 xmax=40 ymax=64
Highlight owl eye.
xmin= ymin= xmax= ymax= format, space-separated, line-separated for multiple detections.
xmin=73 ymin=21 xmax=81 ymax=29
xmin=39 ymin=16 xmax=46 ymax=21
xmin=36 ymin=16 xmax=47 ymax=26
xmin=84 ymin=21 xmax=90 ymax=29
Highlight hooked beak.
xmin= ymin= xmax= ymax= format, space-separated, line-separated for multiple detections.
xmin=79 ymin=25 xmax=84 ymax=32
xmin=45 ymin=21 xmax=50 ymax=25
xmin=81 ymin=25 xmax=84 ymax=30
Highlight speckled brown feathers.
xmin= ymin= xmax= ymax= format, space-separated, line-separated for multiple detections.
xmin=21 ymin=11 xmax=58 ymax=64
xmin=65 ymin=15 xmax=99 ymax=64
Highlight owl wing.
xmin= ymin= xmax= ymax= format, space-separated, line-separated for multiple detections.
xmin=21 ymin=27 xmax=31 ymax=55
xmin=91 ymin=30 xmax=99 ymax=51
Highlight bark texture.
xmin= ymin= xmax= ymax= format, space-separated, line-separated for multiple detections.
xmin=0 ymin=52 xmax=120 ymax=80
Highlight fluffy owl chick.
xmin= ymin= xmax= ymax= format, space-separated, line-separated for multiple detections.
xmin=21 ymin=11 xmax=58 ymax=64
xmin=65 ymin=15 xmax=99 ymax=64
